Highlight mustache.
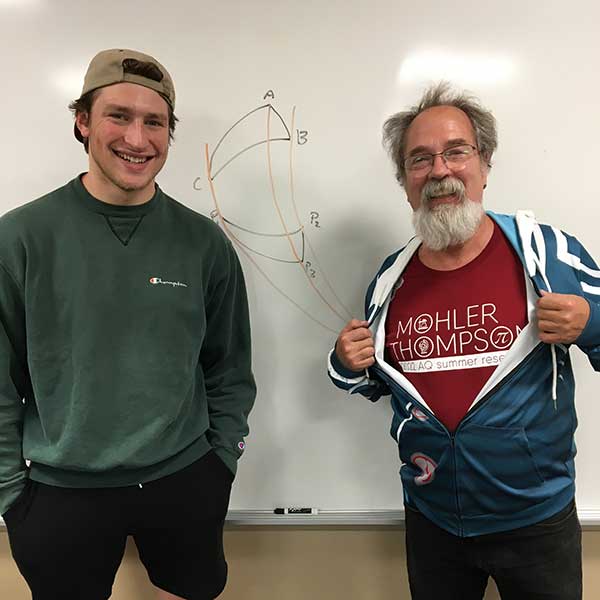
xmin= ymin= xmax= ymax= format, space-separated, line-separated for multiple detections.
xmin=421 ymin=177 xmax=466 ymax=206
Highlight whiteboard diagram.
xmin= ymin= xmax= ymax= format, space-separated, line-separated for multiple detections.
xmin=203 ymin=97 xmax=352 ymax=333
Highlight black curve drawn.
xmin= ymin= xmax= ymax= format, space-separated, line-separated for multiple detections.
xmin=223 ymin=217 xmax=304 ymax=239
xmin=205 ymin=105 xmax=352 ymax=329
xmin=209 ymin=104 xmax=291 ymax=180
xmin=228 ymin=227 xmax=305 ymax=264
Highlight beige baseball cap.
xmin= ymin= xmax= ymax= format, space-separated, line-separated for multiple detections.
xmin=74 ymin=48 xmax=175 ymax=143
xmin=81 ymin=48 xmax=175 ymax=107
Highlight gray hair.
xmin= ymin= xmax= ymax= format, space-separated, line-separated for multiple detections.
xmin=382 ymin=82 xmax=497 ymax=186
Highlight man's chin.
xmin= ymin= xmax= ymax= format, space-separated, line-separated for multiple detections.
xmin=413 ymin=198 xmax=484 ymax=250
xmin=113 ymin=177 xmax=151 ymax=194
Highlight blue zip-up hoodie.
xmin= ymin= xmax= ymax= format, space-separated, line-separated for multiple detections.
xmin=328 ymin=211 xmax=600 ymax=537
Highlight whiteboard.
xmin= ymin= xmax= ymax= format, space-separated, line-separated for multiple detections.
xmin=1 ymin=0 xmax=599 ymax=514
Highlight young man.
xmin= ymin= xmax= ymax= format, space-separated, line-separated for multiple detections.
xmin=328 ymin=83 xmax=599 ymax=599
xmin=0 ymin=48 xmax=256 ymax=600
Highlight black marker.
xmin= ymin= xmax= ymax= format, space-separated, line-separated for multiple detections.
xmin=274 ymin=507 xmax=319 ymax=515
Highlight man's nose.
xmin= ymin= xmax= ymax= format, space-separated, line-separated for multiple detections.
xmin=123 ymin=119 xmax=146 ymax=148
xmin=428 ymin=154 xmax=451 ymax=179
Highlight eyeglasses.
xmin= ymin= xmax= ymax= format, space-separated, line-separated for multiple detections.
xmin=404 ymin=144 xmax=479 ymax=172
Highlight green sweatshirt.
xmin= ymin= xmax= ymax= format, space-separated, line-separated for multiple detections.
xmin=0 ymin=176 xmax=256 ymax=515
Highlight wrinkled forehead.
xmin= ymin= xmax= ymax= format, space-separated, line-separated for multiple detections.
xmin=405 ymin=106 xmax=477 ymax=153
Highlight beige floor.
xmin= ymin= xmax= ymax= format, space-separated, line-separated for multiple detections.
xmin=1 ymin=527 xmax=599 ymax=599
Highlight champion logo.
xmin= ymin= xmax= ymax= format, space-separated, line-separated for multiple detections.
xmin=149 ymin=276 xmax=188 ymax=288
xmin=411 ymin=452 xmax=437 ymax=486
xmin=238 ymin=441 xmax=246 ymax=451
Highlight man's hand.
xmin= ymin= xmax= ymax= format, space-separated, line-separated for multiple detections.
xmin=335 ymin=319 xmax=375 ymax=371
xmin=536 ymin=290 xmax=590 ymax=344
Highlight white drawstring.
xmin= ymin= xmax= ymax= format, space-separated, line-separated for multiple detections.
xmin=530 ymin=245 xmax=558 ymax=409
xmin=517 ymin=211 xmax=558 ymax=408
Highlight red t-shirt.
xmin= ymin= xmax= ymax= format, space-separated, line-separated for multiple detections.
xmin=384 ymin=223 xmax=528 ymax=432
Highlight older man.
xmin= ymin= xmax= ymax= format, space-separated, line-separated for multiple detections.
xmin=328 ymin=83 xmax=599 ymax=599
xmin=0 ymin=49 xmax=255 ymax=600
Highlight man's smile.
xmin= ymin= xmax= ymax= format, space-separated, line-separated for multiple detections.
xmin=113 ymin=150 xmax=152 ymax=164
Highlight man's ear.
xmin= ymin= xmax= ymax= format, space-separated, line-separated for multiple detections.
xmin=75 ymin=111 xmax=90 ymax=140
xmin=481 ymin=152 xmax=492 ymax=190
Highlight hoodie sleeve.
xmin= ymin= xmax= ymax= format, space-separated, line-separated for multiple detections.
xmin=201 ymin=237 xmax=256 ymax=476
xmin=327 ymin=348 xmax=388 ymax=401
xmin=0 ymin=262 xmax=29 ymax=516
xmin=517 ymin=215 xmax=600 ymax=371
xmin=327 ymin=267 xmax=390 ymax=402
xmin=567 ymin=237 xmax=600 ymax=370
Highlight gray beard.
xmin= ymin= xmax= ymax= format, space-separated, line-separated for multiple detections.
xmin=412 ymin=178 xmax=484 ymax=251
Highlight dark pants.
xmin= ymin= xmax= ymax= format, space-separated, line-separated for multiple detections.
xmin=405 ymin=500 xmax=582 ymax=600
xmin=4 ymin=451 xmax=233 ymax=600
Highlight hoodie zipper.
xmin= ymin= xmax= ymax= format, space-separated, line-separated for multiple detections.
xmin=449 ymin=434 xmax=463 ymax=536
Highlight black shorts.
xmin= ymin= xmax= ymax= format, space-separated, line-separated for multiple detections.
xmin=4 ymin=450 xmax=234 ymax=600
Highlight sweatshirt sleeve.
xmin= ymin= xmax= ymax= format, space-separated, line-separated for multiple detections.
xmin=201 ymin=238 xmax=256 ymax=476
xmin=0 ymin=262 xmax=29 ymax=516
